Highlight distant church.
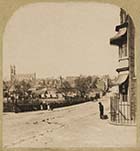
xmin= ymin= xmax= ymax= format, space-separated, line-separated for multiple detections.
xmin=10 ymin=65 xmax=36 ymax=83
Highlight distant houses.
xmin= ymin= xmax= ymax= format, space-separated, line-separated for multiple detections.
xmin=3 ymin=65 xmax=111 ymax=112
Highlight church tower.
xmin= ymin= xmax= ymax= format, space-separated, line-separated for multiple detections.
xmin=10 ymin=65 xmax=16 ymax=83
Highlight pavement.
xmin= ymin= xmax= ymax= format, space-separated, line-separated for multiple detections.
xmin=3 ymin=93 xmax=136 ymax=148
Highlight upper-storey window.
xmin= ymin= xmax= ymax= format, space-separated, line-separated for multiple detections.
xmin=119 ymin=43 xmax=127 ymax=58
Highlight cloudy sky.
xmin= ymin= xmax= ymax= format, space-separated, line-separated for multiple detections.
xmin=3 ymin=2 xmax=120 ymax=80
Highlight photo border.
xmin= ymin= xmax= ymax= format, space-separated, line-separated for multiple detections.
xmin=0 ymin=0 xmax=140 ymax=150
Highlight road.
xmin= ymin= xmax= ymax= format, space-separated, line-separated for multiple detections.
xmin=3 ymin=94 xmax=136 ymax=148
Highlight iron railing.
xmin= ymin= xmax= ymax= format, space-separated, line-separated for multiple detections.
xmin=110 ymin=94 xmax=136 ymax=125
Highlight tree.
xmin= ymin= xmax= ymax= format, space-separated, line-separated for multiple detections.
xmin=74 ymin=76 xmax=99 ymax=97
xmin=3 ymin=81 xmax=9 ymax=91
xmin=14 ymin=80 xmax=31 ymax=96
xmin=75 ymin=76 xmax=89 ymax=97
xmin=20 ymin=80 xmax=31 ymax=91
xmin=58 ymin=80 xmax=72 ymax=96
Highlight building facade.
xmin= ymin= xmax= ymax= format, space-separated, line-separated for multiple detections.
xmin=110 ymin=8 xmax=136 ymax=125
xmin=10 ymin=65 xmax=36 ymax=83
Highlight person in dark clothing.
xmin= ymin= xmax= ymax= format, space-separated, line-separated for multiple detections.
xmin=98 ymin=102 xmax=104 ymax=119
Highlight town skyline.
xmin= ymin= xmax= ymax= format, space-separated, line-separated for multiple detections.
xmin=4 ymin=64 xmax=117 ymax=82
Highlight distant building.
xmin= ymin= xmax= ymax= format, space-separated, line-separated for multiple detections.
xmin=95 ymin=78 xmax=106 ymax=92
xmin=45 ymin=77 xmax=60 ymax=89
xmin=10 ymin=65 xmax=36 ymax=83
xmin=100 ymin=75 xmax=110 ymax=91
xmin=110 ymin=8 xmax=136 ymax=125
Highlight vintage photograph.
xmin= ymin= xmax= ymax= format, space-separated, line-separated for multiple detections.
xmin=2 ymin=2 xmax=136 ymax=148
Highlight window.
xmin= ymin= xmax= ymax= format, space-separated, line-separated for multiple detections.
xmin=119 ymin=43 xmax=127 ymax=58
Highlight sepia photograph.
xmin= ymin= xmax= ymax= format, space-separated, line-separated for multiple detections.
xmin=1 ymin=1 xmax=138 ymax=148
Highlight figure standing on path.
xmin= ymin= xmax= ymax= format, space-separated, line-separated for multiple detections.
xmin=98 ymin=102 xmax=104 ymax=119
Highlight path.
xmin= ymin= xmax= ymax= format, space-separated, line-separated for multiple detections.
xmin=3 ymin=94 xmax=136 ymax=148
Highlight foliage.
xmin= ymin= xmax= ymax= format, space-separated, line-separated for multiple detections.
xmin=58 ymin=80 xmax=72 ymax=96
xmin=14 ymin=80 xmax=31 ymax=95
xmin=3 ymin=81 xmax=10 ymax=90
xmin=74 ymin=76 xmax=98 ymax=97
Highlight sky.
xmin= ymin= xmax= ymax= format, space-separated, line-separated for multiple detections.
xmin=3 ymin=2 xmax=120 ymax=80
